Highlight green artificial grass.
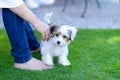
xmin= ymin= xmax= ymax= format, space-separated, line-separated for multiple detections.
xmin=0 ymin=29 xmax=120 ymax=80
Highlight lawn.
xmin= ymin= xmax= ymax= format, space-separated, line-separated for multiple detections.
xmin=0 ymin=29 xmax=120 ymax=80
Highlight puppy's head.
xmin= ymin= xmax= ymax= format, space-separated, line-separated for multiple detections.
xmin=49 ymin=24 xmax=77 ymax=47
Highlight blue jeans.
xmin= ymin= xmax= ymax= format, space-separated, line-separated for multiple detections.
xmin=2 ymin=8 xmax=40 ymax=63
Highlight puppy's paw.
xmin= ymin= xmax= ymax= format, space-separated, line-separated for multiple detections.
xmin=63 ymin=62 xmax=71 ymax=66
xmin=42 ymin=56 xmax=54 ymax=66
xmin=59 ymin=60 xmax=71 ymax=66
xmin=44 ymin=61 xmax=54 ymax=66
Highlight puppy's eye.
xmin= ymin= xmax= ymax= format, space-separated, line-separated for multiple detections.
xmin=63 ymin=35 xmax=67 ymax=38
xmin=56 ymin=34 xmax=59 ymax=37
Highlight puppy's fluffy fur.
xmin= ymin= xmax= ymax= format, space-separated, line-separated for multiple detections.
xmin=41 ymin=24 xmax=77 ymax=66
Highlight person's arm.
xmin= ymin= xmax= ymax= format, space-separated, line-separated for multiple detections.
xmin=9 ymin=3 xmax=50 ymax=41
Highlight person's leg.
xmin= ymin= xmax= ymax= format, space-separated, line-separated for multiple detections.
xmin=2 ymin=8 xmax=53 ymax=70
xmin=2 ymin=8 xmax=32 ymax=63
xmin=23 ymin=21 xmax=40 ymax=53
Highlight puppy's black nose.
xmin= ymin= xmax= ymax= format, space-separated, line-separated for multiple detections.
xmin=57 ymin=41 xmax=61 ymax=44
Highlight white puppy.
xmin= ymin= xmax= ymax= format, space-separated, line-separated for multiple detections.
xmin=40 ymin=24 xmax=77 ymax=66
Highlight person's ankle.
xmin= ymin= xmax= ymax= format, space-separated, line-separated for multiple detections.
xmin=30 ymin=47 xmax=40 ymax=53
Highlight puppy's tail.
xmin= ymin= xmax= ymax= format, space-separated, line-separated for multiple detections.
xmin=44 ymin=11 xmax=53 ymax=25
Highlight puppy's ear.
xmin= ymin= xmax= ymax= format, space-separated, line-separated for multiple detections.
xmin=67 ymin=26 xmax=77 ymax=41
xmin=67 ymin=30 xmax=72 ymax=40
xmin=50 ymin=24 xmax=60 ymax=34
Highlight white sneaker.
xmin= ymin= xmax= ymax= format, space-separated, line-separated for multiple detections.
xmin=36 ymin=0 xmax=55 ymax=5
xmin=25 ymin=0 xmax=39 ymax=9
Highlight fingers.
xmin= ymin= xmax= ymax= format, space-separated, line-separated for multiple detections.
xmin=42 ymin=29 xmax=50 ymax=41
xmin=34 ymin=21 xmax=51 ymax=41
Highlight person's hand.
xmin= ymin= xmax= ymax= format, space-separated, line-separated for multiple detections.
xmin=9 ymin=3 xmax=50 ymax=41
xmin=38 ymin=22 xmax=50 ymax=41
xmin=33 ymin=19 xmax=50 ymax=41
